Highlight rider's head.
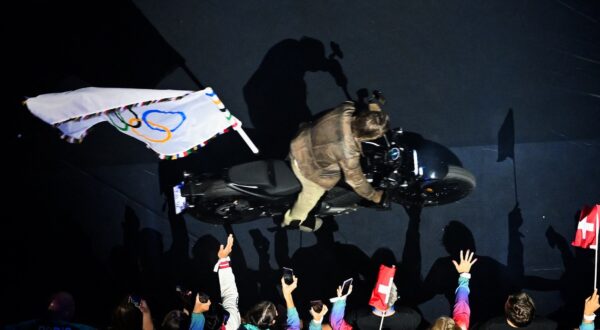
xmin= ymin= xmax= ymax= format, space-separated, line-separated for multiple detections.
xmin=351 ymin=110 xmax=389 ymax=141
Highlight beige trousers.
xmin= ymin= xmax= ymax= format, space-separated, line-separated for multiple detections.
xmin=283 ymin=159 xmax=327 ymax=225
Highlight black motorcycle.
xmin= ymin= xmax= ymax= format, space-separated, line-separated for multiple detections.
xmin=173 ymin=125 xmax=476 ymax=224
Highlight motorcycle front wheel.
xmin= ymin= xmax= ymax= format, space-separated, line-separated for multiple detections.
xmin=420 ymin=165 xmax=476 ymax=206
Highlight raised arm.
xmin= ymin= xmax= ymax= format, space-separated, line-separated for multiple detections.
xmin=451 ymin=250 xmax=477 ymax=330
xmin=139 ymin=299 xmax=155 ymax=330
xmin=282 ymin=276 xmax=301 ymax=330
xmin=214 ymin=234 xmax=241 ymax=330
xmin=309 ymin=303 xmax=329 ymax=330
xmin=329 ymin=285 xmax=354 ymax=330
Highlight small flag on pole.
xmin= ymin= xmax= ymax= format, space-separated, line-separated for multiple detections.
xmin=572 ymin=205 xmax=600 ymax=250
xmin=24 ymin=86 xmax=258 ymax=159
xmin=497 ymin=109 xmax=515 ymax=162
xmin=368 ymin=265 xmax=396 ymax=311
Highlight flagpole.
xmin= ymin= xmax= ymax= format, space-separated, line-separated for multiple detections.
xmin=378 ymin=311 xmax=385 ymax=330
xmin=595 ymin=210 xmax=599 ymax=290
xmin=512 ymin=158 xmax=518 ymax=204
xmin=233 ymin=125 xmax=259 ymax=154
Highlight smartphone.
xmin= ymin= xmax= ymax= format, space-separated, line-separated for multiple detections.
xmin=341 ymin=278 xmax=353 ymax=295
xmin=282 ymin=267 xmax=294 ymax=285
xmin=222 ymin=309 xmax=231 ymax=325
xmin=310 ymin=300 xmax=323 ymax=313
xmin=128 ymin=295 xmax=141 ymax=308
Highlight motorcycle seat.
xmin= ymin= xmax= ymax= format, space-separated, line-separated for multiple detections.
xmin=227 ymin=160 xmax=301 ymax=196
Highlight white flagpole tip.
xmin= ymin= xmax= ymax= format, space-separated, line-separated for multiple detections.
xmin=234 ymin=125 xmax=260 ymax=154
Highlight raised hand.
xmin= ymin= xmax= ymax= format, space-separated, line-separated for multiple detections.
xmin=452 ymin=249 xmax=478 ymax=274
xmin=310 ymin=304 xmax=329 ymax=322
xmin=218 ymin=234 xmax=234 ymax=259
xmin=336 ymin=284 xmax=353 ymax=299
xmin=584 ymin=289 xmax=600 ymax=317
xmin=282 ymin=275 xmax=298 ymax=296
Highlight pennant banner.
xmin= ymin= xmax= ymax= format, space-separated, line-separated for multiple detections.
xmin=572 ymin=204 xmax=600 ymax=250
xmin=25 ymin=87 xmax=258 ymax=159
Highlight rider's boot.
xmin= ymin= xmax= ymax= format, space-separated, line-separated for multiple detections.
xmin=299 ymin=216 xmax=323 ymax=233
xmin=281 ymin=210 xmax=323 ymax=232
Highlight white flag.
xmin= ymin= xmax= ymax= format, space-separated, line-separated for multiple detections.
xmin=25 ymin=87 xmax=258 ymax=159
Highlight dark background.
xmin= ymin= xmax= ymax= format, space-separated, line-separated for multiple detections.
xmin=5 ymin=0 xmax=600 ymax=329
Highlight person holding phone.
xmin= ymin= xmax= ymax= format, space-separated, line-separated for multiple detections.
xmin=239 ymin=275 xmax=301 ymax=330
xmin=109 ymin=295 xmax=155 ymax=330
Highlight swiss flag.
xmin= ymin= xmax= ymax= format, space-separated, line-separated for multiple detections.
xmin=572 ymin=205 xmax=600 ymax=249
xmin=368 ymin=265 xmax=396 ymax=311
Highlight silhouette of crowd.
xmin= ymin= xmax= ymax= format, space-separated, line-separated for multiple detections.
xmin=5 ymin=204 xmax=600 ymax=330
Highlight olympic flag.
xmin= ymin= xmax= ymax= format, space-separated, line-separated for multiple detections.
xmin=24 ymin=87 xmax=258 ymax=159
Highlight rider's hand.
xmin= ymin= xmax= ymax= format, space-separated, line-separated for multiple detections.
xmin=372 ymin=190 xmax=384 ymax=204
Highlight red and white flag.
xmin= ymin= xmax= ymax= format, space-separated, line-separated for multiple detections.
xmin=368 ymin=265 xmax=396 ymax=311
xmin=572 ymin=205 xmax=600 ymax=249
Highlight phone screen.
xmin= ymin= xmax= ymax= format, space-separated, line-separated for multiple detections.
xmin=283 ymin=267 xmax=294 ymax=285
xmin=222 ymin=309 xmax=231 ymax=325
xmin=128 ymin=295 xmax=141 ymax=308
xmin=341 ymin=278 xmax=353 ymax=295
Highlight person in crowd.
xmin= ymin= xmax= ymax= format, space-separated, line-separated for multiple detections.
xmin=110 ymin=295 xmax=155 ymax=330
xmin=240 ymin=276 xmax=301 ymax=330
xmin=429 ymin=249 xmax=477 ymax=330
xmin=328 ymin=276 xmax=420 ymax=329
xmin=281 ymin=98 xmax=388 ymax=232
xmin=161 ymin=310 xmax=190 ymax=330
xmin=579 ymin=289 xmax=600 ymax=330
xmin=477 ymin=292 xmax=556 ymax=329
xmin=189 ymin=234 xmax=241 ymax=330
xmin=309 ymin=300 xmax=330 ymax=329
xmin=4 ymin=291 xmax=96 ymax=330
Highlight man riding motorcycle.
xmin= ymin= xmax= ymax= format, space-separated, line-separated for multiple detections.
xmin=282 ymin=99 xmax=389 ymax=232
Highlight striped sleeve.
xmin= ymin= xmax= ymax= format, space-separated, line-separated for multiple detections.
xmin=330 ymin=300 xmax=353 ymax=330
xmin=453 ymin=274 xmax=471 ymax=330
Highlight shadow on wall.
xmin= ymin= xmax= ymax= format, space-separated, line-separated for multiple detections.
xmin=12 ymin=0 xmax=189 ymax=167
xmin=12 ymin=0 xmax=184 ymax=95
xmin=243 ymin=37 xmax=350 ymax=159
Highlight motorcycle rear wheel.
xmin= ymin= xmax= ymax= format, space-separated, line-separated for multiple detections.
xmin=420 ymin=165 xmax=476 ymax=206
xmin=185 ymin=180 xmax=266 ymax=224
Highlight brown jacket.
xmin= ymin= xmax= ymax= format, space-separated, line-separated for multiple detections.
xmin=289 ymin=101 xmax=377 ymax=201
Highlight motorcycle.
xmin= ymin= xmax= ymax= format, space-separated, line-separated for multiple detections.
xmin=173 ymin=111 xmax=477 ymax=224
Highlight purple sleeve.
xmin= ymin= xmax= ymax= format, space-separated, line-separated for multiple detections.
xmin=453 ymin=275 xmax=471 ymax=330
xmin=330 ymin=299 xmax=353 ymax=330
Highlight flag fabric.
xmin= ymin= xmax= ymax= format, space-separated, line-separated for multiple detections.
xmin=24 ymin=87 xmax=257 ymax=159
xmin=497 ymin=109 xmax=515 ymax=162
xmin=572 ymin=205 xmax=600 ymax=249
xmin=368 ymin=265 xmax=396 ymax=311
